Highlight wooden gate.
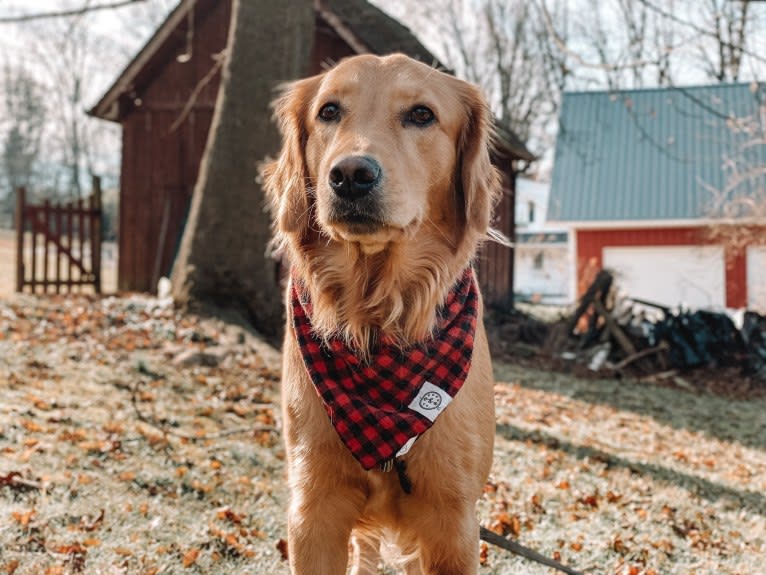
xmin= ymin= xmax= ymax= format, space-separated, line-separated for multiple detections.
xmin=15 ymin=177 xmax=103 ymax=294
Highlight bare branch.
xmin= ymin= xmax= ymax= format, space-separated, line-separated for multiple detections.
xmin=0 ymin=0 xmax=146 ymax=24
xmin=169 ymin=51 xmax=227 ymax=134
xmin=635 ymin=0 xmax=766 ymax=67
xmin=536 ymin=0 xmax=684 ymax=73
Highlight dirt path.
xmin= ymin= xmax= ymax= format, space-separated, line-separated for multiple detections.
xmin=0 ymin=293 xmax=764 ymax=574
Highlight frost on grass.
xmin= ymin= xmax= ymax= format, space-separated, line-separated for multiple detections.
xmin=0 ymin=294 xmax=287 ymax=575
xmin=1 ymin=295 xmax=765 ymax=574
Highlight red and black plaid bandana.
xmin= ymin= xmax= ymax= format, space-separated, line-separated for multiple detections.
xmin=290 ymin=268 xmax=478 ymax=471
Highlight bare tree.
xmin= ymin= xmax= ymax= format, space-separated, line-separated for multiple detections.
xmin=1 ymin=0 xmax=177 ymax=200
xmin=0 ymin=64 xmax=46 ymax=222
xmin=635 ymin=0 xmax=762 ymax=83
xmin=25 ymin=12 xmax=96 ymax=199
xmin=171 ymin=0 xmax=315 ymax=341
xmin=386 ymin=0 xmax=570 ymax=157
xmin=0 ymin=1 xmax=146 ymax=24
xmin=705 ymin=84 xmax=766 ymax=251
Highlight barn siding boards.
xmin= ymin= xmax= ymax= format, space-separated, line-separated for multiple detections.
xmin=118 ymin=119 xmax=136 ymax=291
xmin=112 ymin=0 xmax=230 ymax=292
xmin=312 ymin=17 xmax=357 ymax=72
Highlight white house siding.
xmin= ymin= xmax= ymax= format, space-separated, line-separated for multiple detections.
xmin=514 ymin=242 xmax=571 ymax=304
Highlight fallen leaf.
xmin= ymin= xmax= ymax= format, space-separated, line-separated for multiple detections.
xmin=118 ymin=471 xmax=136 ymax=482
xmin=80 ymin=509 xmax=105 ymax=532
xmin=276 ymin=538 xmax=289 ymax=561
xmin=490 ymin=512 xmax=521 ymax=537
xmin=20 ymin=419 xmax=44 ymax=433
xmin=11 ymin=509 xmax=35 ymax=528
xmin=114 ymin=547 xmax=133 ymax=557
xmin=216 ymin=507 xmax=244 ymax=525
xmin=182 ymin=548 xmax=200 ymax=568
xmin=479 ymin=542 xmax=489 ymax=566
xmin=577 ymin=493 xmax=599 ymax=509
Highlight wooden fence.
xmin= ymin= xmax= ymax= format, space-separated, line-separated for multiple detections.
xmin=15 ymin=177 xmax=103 ymax=294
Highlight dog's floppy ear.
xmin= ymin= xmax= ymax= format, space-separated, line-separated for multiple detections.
xmin=454 ymin=83 xmax=502 ymax=242
xmin=262 ymin=75 xmax=321 ymax=234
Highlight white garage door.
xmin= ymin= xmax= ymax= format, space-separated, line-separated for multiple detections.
xmin=603 ymin=245 xmax=725 ymax=309
xmin=747 ymin=246 xmax=766 ymax=312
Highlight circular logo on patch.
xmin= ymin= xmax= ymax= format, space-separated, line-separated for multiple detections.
xmin=419 ymin=391 xmax=442 ymax=410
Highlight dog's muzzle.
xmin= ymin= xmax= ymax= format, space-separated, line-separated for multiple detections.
xmin=327 ymin=155 xmax=385 ymax=232
xmin=329 ymin=155 xmax=381 ymax=200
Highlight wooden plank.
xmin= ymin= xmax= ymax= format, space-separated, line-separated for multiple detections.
xmin=77 ymin=197 xmax=85 ymax=293
xmin=593 ymin=299 xmax=637 ymax=357
xmin=67 ymin=199 xmax=74 ymax=288
xmin=91 ymin=176 xmax=103 ymax=294
xmin=56 ymin=205 xmax=63 ymax=294
xmin=15 ymin=187 xmax=25 ymax=292
xmin=30 ymin=206 xmax=38 ymax=293
xmin=118 ymin=122 xmax=133 ymax=291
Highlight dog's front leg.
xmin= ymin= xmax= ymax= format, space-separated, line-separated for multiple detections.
xmin=287 ymin=480 xmax=364 ymax=575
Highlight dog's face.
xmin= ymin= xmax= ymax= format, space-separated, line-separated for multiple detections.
xmin=305 ymin=55 xmax=462 ymax=247
xmin=265 ymin=54 xmax=499 ymax=255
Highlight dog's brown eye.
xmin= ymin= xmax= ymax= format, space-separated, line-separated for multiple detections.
xmin=407 ymin=105 xmax=436 ymax=126
xmin=318 ymin=103 xmax=341 ymax=122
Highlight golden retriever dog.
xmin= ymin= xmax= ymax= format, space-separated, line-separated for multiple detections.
xmin=263 ymin=53 xmax=500 ymax=575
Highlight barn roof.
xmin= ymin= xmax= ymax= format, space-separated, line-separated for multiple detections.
xmin=89 ymin=0 xmax=532 ymax=161
xmin=547 ymin=82 xmax=765 ymax=223
xmin=317 ymin=0 xmax=437 ymax=65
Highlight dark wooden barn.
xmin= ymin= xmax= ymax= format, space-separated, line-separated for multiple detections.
xmin=90 ymin=0 xmax=533 ymax=306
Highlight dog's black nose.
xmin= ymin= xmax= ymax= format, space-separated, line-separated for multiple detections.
xmin=328 ymin=156 xmax=381 ymax=200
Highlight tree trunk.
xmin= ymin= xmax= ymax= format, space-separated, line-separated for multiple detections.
xmin=171 ymin=0 xmax=315 ymax=342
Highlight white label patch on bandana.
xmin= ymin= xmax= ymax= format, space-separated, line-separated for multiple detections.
xmin=408 ymin=381 xmax=452 ymax=422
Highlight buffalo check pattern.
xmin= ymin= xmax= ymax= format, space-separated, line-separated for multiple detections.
xmin=291 ymin=268 xmax=478 ymax=470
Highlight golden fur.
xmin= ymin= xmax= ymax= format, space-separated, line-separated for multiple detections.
xmin=263 ymin=54 xmax=500 ymax=575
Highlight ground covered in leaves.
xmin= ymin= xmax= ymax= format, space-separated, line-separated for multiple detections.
xmin=1 ymin=294 xmax=764 ymax=574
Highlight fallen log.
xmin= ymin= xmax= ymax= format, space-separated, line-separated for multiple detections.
xmin=593 ymin=299 xmax=636 ymax=357
xmin=614 ymin=342 xmax=670 ymax=371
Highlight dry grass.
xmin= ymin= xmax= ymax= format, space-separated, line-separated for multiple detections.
xmin=0 ymin=293 xmax=764 ymax=574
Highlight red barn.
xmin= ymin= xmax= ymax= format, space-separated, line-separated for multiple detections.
xmin=89 ymin=0 xmax=534 ymax=306
xmin=548 ymin=83 xmax=766 ymax=311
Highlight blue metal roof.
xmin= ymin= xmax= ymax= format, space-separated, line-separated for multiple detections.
xmin=548 ymin=82 xmax=765 ymax=222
